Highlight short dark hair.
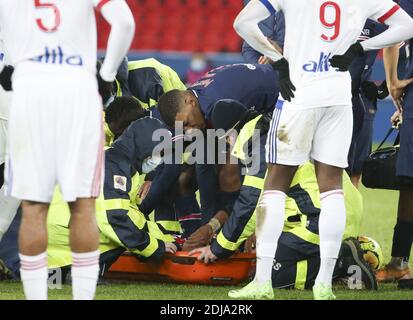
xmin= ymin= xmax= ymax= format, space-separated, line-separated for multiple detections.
xmin=157 ymin=89 xmax=186 ymax=127
xmin=105 ymin=96 xmax=148 ymax=124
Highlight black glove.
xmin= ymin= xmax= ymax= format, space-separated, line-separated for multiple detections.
xmin=0 ymin=65 xmax=14 ymax=91
xmin=361 ymin=80 xmax=379 ymax=101
xmin=330 ymin=42 xmax=364 ymax=72
xmin=271 ymin=58 xmax=296 ymax=102
xmin=96 ymin=72 xmax=115 ymax=107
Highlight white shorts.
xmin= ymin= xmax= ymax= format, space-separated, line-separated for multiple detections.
xmin=266 ymin=101 xmax=353 ymax=168
xmin=5 ymin=69 xmax=104 ymax=203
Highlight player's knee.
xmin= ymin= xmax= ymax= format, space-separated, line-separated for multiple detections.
xmin=21 ymin=201 xmax=49 ymax=219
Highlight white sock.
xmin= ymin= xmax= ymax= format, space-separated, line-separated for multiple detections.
xmin=255 ymin=190 xmax=286 ymax=284
xmin=71 ymin=250 xmax=100 ymax=300
xmin=0 ymin=186 xmax=21 ymax=240
xmin=19 ymin=252 xmax=48 ymax=300
xmin=315 ymin=190 xmax=346 ymax=287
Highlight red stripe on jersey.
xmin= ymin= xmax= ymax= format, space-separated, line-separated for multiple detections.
xmin=378 ymin=5 xmax=400 ymax=24
xmin=97 ymin=0 xmax=111 ymax=11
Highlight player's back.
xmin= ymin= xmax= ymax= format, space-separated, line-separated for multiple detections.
xmin=276 ymin=0 xmax=397 ymax=108
xmin=190 ymin=63 xmax=279 ymax=119
xmin=0 ymin=0 xmax=101 ymax=78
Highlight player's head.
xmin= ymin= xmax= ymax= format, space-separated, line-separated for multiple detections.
xmin=158 ymin=89 xmax=205 ymax=132
xmin=96 ymin=60 xmax=116 ymax=108
xmin=105 ymin=96 xmax=149 ymax=139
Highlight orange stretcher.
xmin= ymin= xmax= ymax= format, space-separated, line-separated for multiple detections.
xmin=104 ymin=251 xmax=256 ymax=285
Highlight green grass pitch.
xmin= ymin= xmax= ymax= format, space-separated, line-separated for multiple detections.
xmin=0 ymin=186 xmax=412 ymax=300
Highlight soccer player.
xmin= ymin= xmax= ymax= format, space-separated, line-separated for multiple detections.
xmin=232 ymin=0 xmax=413 ymax=299
xmin=379 ymin=0 xmax=413 ymax=284
xmin=347 ymin=20 xmax=390 ymax=187
xmin=0 ymin=0 xmax=135 ymax=300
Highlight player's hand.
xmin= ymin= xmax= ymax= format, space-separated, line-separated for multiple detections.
xmin=182 ymin=224 xmax=214 ymax=252
xmin=330 ymin=42 xmax=364 ymax=72
xmin=391 ymin=110 xmax=402 ymax=128
xmin=0 ymin=65 xmax=14 ymax=91
xmin=244 ymin=233 xmax=256 ymax=254
xmin=271 ymin=58 xmax=296 ymax=102
xmin=387 ymin=78 xmax=413 ymax=113
xmin=165 ymin=242 xmax=178 ymax=254
xmin=189 ymin=245 xmax=218 ymax=264
xmin=138 ymin=181 xmax=152 ymax=201
xmin=97 ymin=71 xmax=115 ymax=108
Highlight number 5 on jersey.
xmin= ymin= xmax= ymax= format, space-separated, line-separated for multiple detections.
xmin=34 ymin=0 xmax=61 ymax=33
xmin=320 ymin=1 xmax=341 ymax=42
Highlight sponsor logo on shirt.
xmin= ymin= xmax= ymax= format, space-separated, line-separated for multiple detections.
xmin=29 ymin=46 xmax=83 ymax=66
xmin=302 ymin=52 xmax=332 ymax=73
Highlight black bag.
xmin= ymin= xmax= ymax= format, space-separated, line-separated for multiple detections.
xmin=362 ymin=127 xmax=413 ymax=190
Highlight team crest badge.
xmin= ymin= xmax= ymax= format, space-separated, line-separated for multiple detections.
xmin=114 ymin=175 xmax=127 ymax=192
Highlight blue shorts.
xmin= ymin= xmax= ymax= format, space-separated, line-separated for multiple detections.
xmin=348 ymin=94 xmax=376 ymax=174
xmin=397 ymin=84 xmax=413 ymax=178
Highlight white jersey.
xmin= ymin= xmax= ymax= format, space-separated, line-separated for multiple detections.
xmin=265 ymin=0 xmax=399 ymax=108
xmin=0 ymin=0 xmax=113 ymax=76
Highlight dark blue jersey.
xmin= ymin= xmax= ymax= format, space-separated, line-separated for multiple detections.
xmin=242 ymin=11 xmax=285 ymax=63
xmin=189 ymin=64 xmax=279 ymax=121
xmin=349 ymin=20 xmax=387 ymax=95
xmin=400 ymin=0 xmax=413 ymax=79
